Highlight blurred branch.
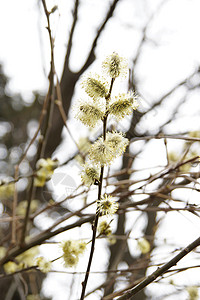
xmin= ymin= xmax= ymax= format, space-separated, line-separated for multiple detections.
xmin=130 ymin=134 xmax=200 ymax=143
xmin=78 ymin=0 xmax=121 ymax=75
xmin=133 ymin=0 xmax=168 ymax=67
xmin=19 ymin=0 xmax=56 ymax=247
xmin=146 ymin=68 xmax=199 ymax=114
xmin=64 ymin=0 xmax=80 ymax=68
xmin=55 ymin=77 xmax=84 ymax=155
xmin=0 ymin=215 xmax=94 ymax=267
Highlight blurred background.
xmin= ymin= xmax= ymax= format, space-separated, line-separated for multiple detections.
xmin=1 ymin=0 xmax=200 ymax=299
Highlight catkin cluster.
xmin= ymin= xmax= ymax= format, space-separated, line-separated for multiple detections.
xmin=34 ymin=158 xmax=59 ymax=187
xmin=61 ymin=240 xmax=87 ymax=268
xmin=75 ymin=53 xmax=138 ymax=190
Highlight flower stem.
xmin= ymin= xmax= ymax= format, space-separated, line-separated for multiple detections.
xmin=80 ymin=166 xmax=103 ymax=300
xmin=80 ymin=78 xmax=114 ymax=299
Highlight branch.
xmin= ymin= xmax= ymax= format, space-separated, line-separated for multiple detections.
xmin=145 ymin=68 xmax=198 ymax=114
xmin=64 ymin=0 xmax=80 ymax=68
xmin=20 ymin=0 xmax=56 ymax=246
xmin=117 ymin=235 xmax=200 ymax=299
xmin=78 ymin=0 xmax=121 ymax=76
xmin=133 ymin=0 xmax=168 ymax=67
xmin=0 ymin=215 xmax=94 ymax=266
xmin=80 ymin=78 xmax=115 ymax=299
xmin=130 ymin=134 xmax=200 ymax=143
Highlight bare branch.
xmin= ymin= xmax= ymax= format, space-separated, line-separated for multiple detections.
xmin=78 ymin=0 xmax=121 ymax=75
xmin=64 ymin=0 xmax=80 ymax=69
xmin=117 ymin=235 xmax=200 ymax=299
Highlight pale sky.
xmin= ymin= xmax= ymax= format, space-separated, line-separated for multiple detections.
xmin=1 ymin=0 xmax=200 ymax=100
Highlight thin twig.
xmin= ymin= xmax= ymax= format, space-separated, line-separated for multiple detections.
xmin=130 ymin=134 xmax=200 ymax=143
xmin=20 ymin=0 xmax=56 ymax=246
xmin=11 ymin=165 xmax=19 ymax=245
xmin=55 ymin=77 xmax=84 ymax=155
xmin=20 ymin=177 xmax=35 ymax=245
xmin=0 ymin=215 xmax=94 ymax=267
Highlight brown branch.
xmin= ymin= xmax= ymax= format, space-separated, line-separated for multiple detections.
xmin=117 ymin=235 xmax=200 ymax=299
xmin=78 ymin=0 xmax=121 ymax=76
xmin=133 ymin=0 xmax=170 ymax=68
xmin=20 ymin=0 xmax=56 ymax=246
xmin=55 ymin=77 xmax=83 ymax=154
xmin=11 ymin=166 xmax=19 ymax=245
xmin=0 ymin=215 xmax=94 ymax=267
xmin=145 ymin=68 xmax=198 ymax=114
xmin=64 ymin=0 xmax=80 ymax=67
xmin=130 ymin=133 xmax=200 ymax=143
xmin=41 ymin=200 xmax=95 ymax=233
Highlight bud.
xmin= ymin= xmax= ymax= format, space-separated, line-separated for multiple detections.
xmin=108 ymin=92 xmax=138 ymax=120
xmin=81 ymin=163 xmax=100 ymax=187
xmin=82 ymin=74 xmax=108 ymax=99
xmin=97 ymin=194 xmax=119 ymax=216
xmin=75 ymin=100 xmax=105 ymax=128
xmin=102 ymin=52 xmax=128 ymax=78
